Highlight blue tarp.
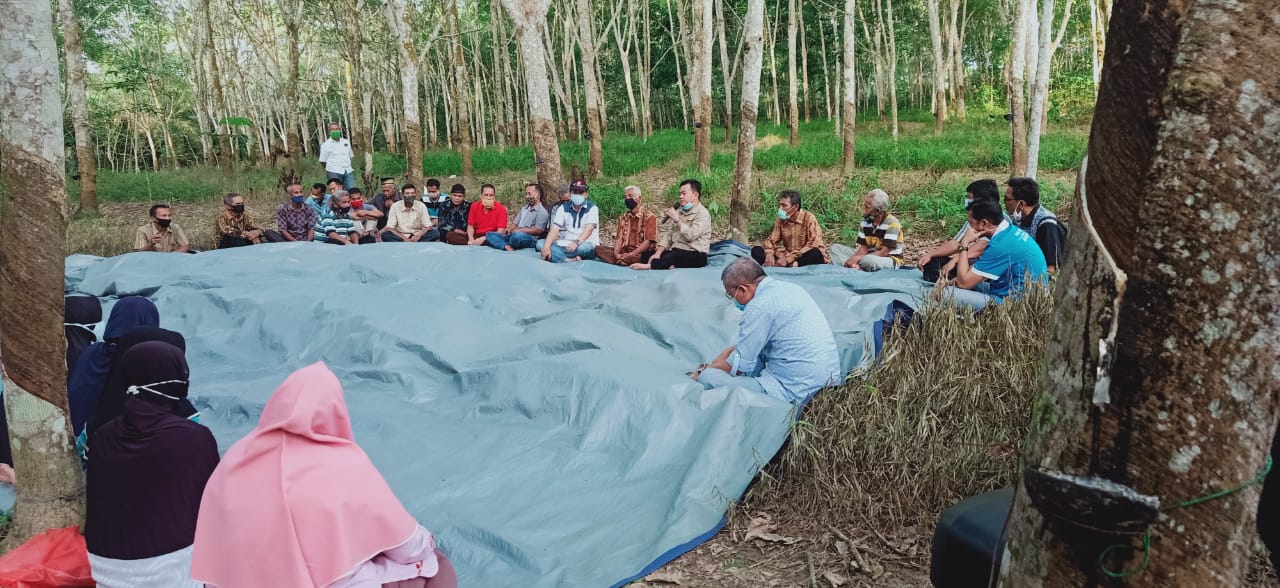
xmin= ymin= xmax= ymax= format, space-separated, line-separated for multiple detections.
xmin=65 ymin=244 xmax=923 ymax=587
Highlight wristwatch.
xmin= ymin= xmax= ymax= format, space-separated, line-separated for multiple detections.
xmin=958 ymin=244 xmax=969 ymax=252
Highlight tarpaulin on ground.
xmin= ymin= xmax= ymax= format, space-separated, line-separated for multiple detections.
xmin=65 ymin=244 xmax=924 ymax=587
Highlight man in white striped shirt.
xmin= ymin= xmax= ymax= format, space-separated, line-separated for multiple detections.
xmin=845 ymin=189 xmax=905 ymax=271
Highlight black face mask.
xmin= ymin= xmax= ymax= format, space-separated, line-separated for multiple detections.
xmin=625 ymin=198 xmax=638 ymax=210
xmin=863 ymin=213 xmax=876 ymax=224
xmin=155 ymin=218 xmax=172 ymax=228
xmin=232 ymin=204 xmax=246 ymax=214
xmin=337 ymin=206 xmax=351 ymax=214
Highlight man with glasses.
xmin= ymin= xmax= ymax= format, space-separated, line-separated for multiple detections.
xmin=694 ymin=258 xmax=841 ymax=404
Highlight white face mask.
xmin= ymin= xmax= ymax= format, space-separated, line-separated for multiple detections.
xmin=1011 ymin=210 xmax=1023 ymax=223
xmin=64 ymin=322 xmax=97 ymax=332
xmin=126 ymin=379 xmax=188 ymax=401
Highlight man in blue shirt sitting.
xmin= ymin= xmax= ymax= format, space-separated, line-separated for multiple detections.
xmin=696 ymin=258 xmax=843 ymax=404
xmin=940 ymin=198 xmax=1048 ymax=311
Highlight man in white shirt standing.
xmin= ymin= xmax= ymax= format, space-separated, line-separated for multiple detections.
xmin=318 ymin=122 xmax=355 ymax=190
xmin=538 ymin=179 xmax=599 ymax=262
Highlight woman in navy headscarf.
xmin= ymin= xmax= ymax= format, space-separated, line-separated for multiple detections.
xmin=86 ymin=341 xmax=218 ymax=588
xmin=67 ymin=297 xmax=159 ymax=436
xmin=64 ymin=295 xmax=102 ymax=380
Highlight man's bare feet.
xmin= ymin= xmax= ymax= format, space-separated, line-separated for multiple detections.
xmin=504 ymin=246 xmax=514 ymax=251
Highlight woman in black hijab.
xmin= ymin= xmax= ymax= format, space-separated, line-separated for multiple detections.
xmin=87 ymin=327 xmax=192 ymax=437
xmin=65 ymin=296 xmax=102 ymax=379
xmin=85 ymin=341 xmax=218 ymax=588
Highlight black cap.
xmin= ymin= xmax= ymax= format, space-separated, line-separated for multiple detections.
xmin=569 ymin=179 xmax=588 ymax=194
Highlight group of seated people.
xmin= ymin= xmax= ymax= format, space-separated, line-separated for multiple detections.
xmin=134 ymin=170 xmax=1060 ymax=308
xmin=65 ymin=296 xmax=455 ymax=588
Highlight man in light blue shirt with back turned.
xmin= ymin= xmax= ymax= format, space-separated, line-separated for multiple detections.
xmin=696 ymin=258 xmax=842 ymax=403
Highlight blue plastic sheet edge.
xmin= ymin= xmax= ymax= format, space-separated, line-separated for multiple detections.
xmin=610 ymin=515 xmax=729 ymax=588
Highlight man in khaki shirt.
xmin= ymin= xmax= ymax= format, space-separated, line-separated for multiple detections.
xmin=134 ymin=204 xmax=190 ymax=253
xmin=379 ymin=184 xmax=437 ymax=242
xmin=631 ymin=179 xmax=712 ymax=270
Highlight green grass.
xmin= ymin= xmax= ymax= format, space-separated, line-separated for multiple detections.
xmin=68 ymin=166 xmax=291 ymax=205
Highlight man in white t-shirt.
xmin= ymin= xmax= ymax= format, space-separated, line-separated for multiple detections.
xmin=318 ymin=122 xmax=355 ymax=190
xmin=538 ymin=179 xmax=599 ymax=263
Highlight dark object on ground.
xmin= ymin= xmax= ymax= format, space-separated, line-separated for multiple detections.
xmin=1260 ymin=424 xmax=1279 ymax=570
xmin=931 ymin=488 xmax=1012 ymax=588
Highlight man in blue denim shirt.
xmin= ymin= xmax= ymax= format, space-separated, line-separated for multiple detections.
xmin=696 ymin=259 xmax=842 ymax=403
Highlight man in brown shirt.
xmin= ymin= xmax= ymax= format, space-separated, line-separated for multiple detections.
xmin=751 ymin=190 xmax=830 ymax=267
xmin=214 ymin=193 xmax=264 ymax=248
xmin=596 ymin=185 xmax=658 ymax=266
xmin=134 ymin=204 xmax=190 ymax=253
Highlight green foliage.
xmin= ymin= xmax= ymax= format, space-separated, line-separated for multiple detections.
xmin=68 ymin=167 xmax=283 ymax=203
xmin=410 ymin=129 xmax=697 ymax=177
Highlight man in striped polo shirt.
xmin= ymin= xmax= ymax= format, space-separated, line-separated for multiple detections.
xmin=845 ymin=189 xmax=904 ymax=271
xmin=313 ymin=191 xmax=364 ymax=245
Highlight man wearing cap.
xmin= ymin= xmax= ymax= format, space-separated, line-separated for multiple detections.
xmin=596 ymin=185 xmax=658 ymax=266
xmin=272 ymin=183 xmax=317 ymax=243
xmin=487 ymin=184 xmax=550 ymax=251
xmin=380 ymin=184 xmax=436 ymax=243
xmin=440 ymin=184 xmax=472 ymax=245
xmin=371 ymin=178 xmax=401 ymax=230
xmin=318 ymin=122 xmax=355 ymax=190
xmin=538 ymin=179 xmax=599 ymax=262
xmin=631 ymin=179 xmax=712 ymax=270
xmin=463 ymin=184 xmax=509 ymax=245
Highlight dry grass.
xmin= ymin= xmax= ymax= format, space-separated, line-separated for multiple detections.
xmin=751 ymin=285 xmax=1054 ymax=529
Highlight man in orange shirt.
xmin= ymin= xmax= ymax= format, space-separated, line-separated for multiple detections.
xmin=463 ymin=184 xmax=509 ymax=245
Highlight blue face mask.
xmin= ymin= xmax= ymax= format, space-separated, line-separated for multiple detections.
xmin=291 ymin=195 xmax=306 ymax=204
xmin=733 ymin=299 xmax=746 ymax=311
xmin=777 ymin=207 xmax=789 ymax=220
xmin=570 ymin=194 xmax=586 ymax=206
xmin=682 ymin=202 xmax=694 ymax=211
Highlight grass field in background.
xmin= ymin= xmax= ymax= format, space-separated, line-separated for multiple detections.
xmin=65 ymin=112 xmax=1087 ymax=256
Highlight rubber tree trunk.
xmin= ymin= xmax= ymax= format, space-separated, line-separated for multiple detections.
xmin=58 ymin=0 xmax=97 ymax=218
xmin=384 ymin=0 xmax=424 ymax=187
xmin=444 ymin=0 xmax=474 ymax=179
xmin=0 ymin=0 xmax=87 ymax=549
xmin=716 ymin=0 xmax=734 ymax=144
xmin=281 ymin=0 xmax=303 ymax=170
xmin=1007 ymin=0 xmax=1031 ymax=176
xmin=1024 ymin=0 xmax=1054 ymax=179
xmin=926 ymin=0 xmax=945 ymax=135
xmin=1001 ymin=0 xmax=1280 ymax=583
xmin=729 ymin=0 xmax=765 ymax=243
xmin=203 ymin=0 xmax=233 ymax=173
xmin=693 ymin=0 xmax=713 ymax=172
xmin=575 ymin=0 xmax=603 ymax=178
xmin=501 ymin=0 xmax=563 ymax=206
xmin=786 ymin=0 xmax=799 ymax=146
xmin=840 ymin=0 xmax=856 ymax=178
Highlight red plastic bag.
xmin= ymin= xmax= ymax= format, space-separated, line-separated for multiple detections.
xmin=0 ymin=526 xmax=95 ymax=588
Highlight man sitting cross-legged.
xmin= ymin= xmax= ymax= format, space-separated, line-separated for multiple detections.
xmin=696 ymin=258 xmax=842 ymax=405
xmin=486 ymin=183 xmax=550 ymax=251
xmin=751 ymin=189 xmax=829 ymax=267
xmin=440 ymin=184 xmax=472 ymax=246
xmin=596 ymin=185 xmax=658 ymax=266
xmin=845 ymin=189 xmax=905 ymax=271
xmin=631 ymin=179 xmax=712 ymax=270
xmin=936 ymin=198 xmax=1048 ymax=311
xmin=380 ymin=184 xmax=438 ymax=243
xmin=463 ymin=184 xmax=508 ymax=245
xmin=538 ymin=179 xmax=599 ymax=262
xmin=313 ymin=191 xmax=365 ymax=245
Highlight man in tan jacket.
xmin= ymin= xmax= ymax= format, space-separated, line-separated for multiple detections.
xmin=631 ymin=179 xmax=713 ymax=270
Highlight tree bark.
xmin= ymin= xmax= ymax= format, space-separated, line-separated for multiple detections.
xmin=1007 ymin=0 xmax=1031 ymax=175
xmin=885 ymin=0 xmax=899 ymax=141
xmin=203 ymin=0 xmax=233 ymax=173
xmin=1001 ymin=0 xmax=1280 ymax=584
xmin=716 ymin=0 xmax=734 ymax=143
xmin=729 ymin=0 xmax=765 ymax=244
xmin=926 ymin=0 xmax=946 ymax=135
xmin=767 ymin=9 xmax=782 ymax=125
xmin=0 ymin=0 xmax=87 ymax=548
xmin=502 ymin=0 xmax=563 ymax=206
xmin=445 ymin=0 xmax=474 ymax=179
xmin=384 ymin=0 xmax=424 ymax=187
xmin=576 ymin=0 xmax=604 ymax=178
xmin=58 ymin=0 xmax=97 ymax=218
xmin=841 ymin=0 xmax=857 ymax=177
xmin=280 ymin=0 xmax=303 ymax=170
xmin=1025 ymin=0 xmax=1054 ymax=178
xmin=693 ymin=0 xmax=713 ymax=172
xmin=786 ymin=0 xmax=799 ymax=146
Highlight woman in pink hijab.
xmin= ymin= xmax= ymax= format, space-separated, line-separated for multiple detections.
xmin=190 ymin=363 xmax=456 ymax=588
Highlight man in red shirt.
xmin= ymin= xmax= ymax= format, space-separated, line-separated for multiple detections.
xmin=465 ymin=184 xmax=509 ymax=245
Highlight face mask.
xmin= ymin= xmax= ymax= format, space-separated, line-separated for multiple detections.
xmin=126 ymin=379 xmax=189 ymax=401
xmin=329 ymin=131 xmax=341 ymax=140
xmin=570 ymin=194 xmax=586 ymax=206
xmin=156 ymin=218 xmax=172 ymax=228
xmin=963 ymin=197 xmax=973 ymax=209
xmin=733 ymin=299 xmax=747 ymax=311
xmin=291 ymin=195 xmax=306 ymax=204
xmin=482 ymin=198 xmax=495 ymax=210
xmin=1011 ymin=210 xmax=1023 ymax=222
xmin=338 ymin=205 xmax=351 ymax=214
xmin=64 ymin=322 xmax=96 ymax=333
xmin=863 ymin=213 xmax=875 ymax=224
xmin=682 ymin=202 xmax=694 ymax=211
xmin=776 ymin=208 xmax=789 ymax=220
xmin=403 ymin=195 xmax=415 ymax=205
xmin=527 ymin=196 xmax=538 ymax=206
xmin=351 ymin=199 xmax=364 ymax=209
xmin=232 ymin=204 xmax=246 ymax=214
xmin=625 ymin=198 xmax=638 ymax=210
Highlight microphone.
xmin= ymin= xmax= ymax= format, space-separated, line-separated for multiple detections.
xmin=663 ymin=201 xmax=681 ymax=223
